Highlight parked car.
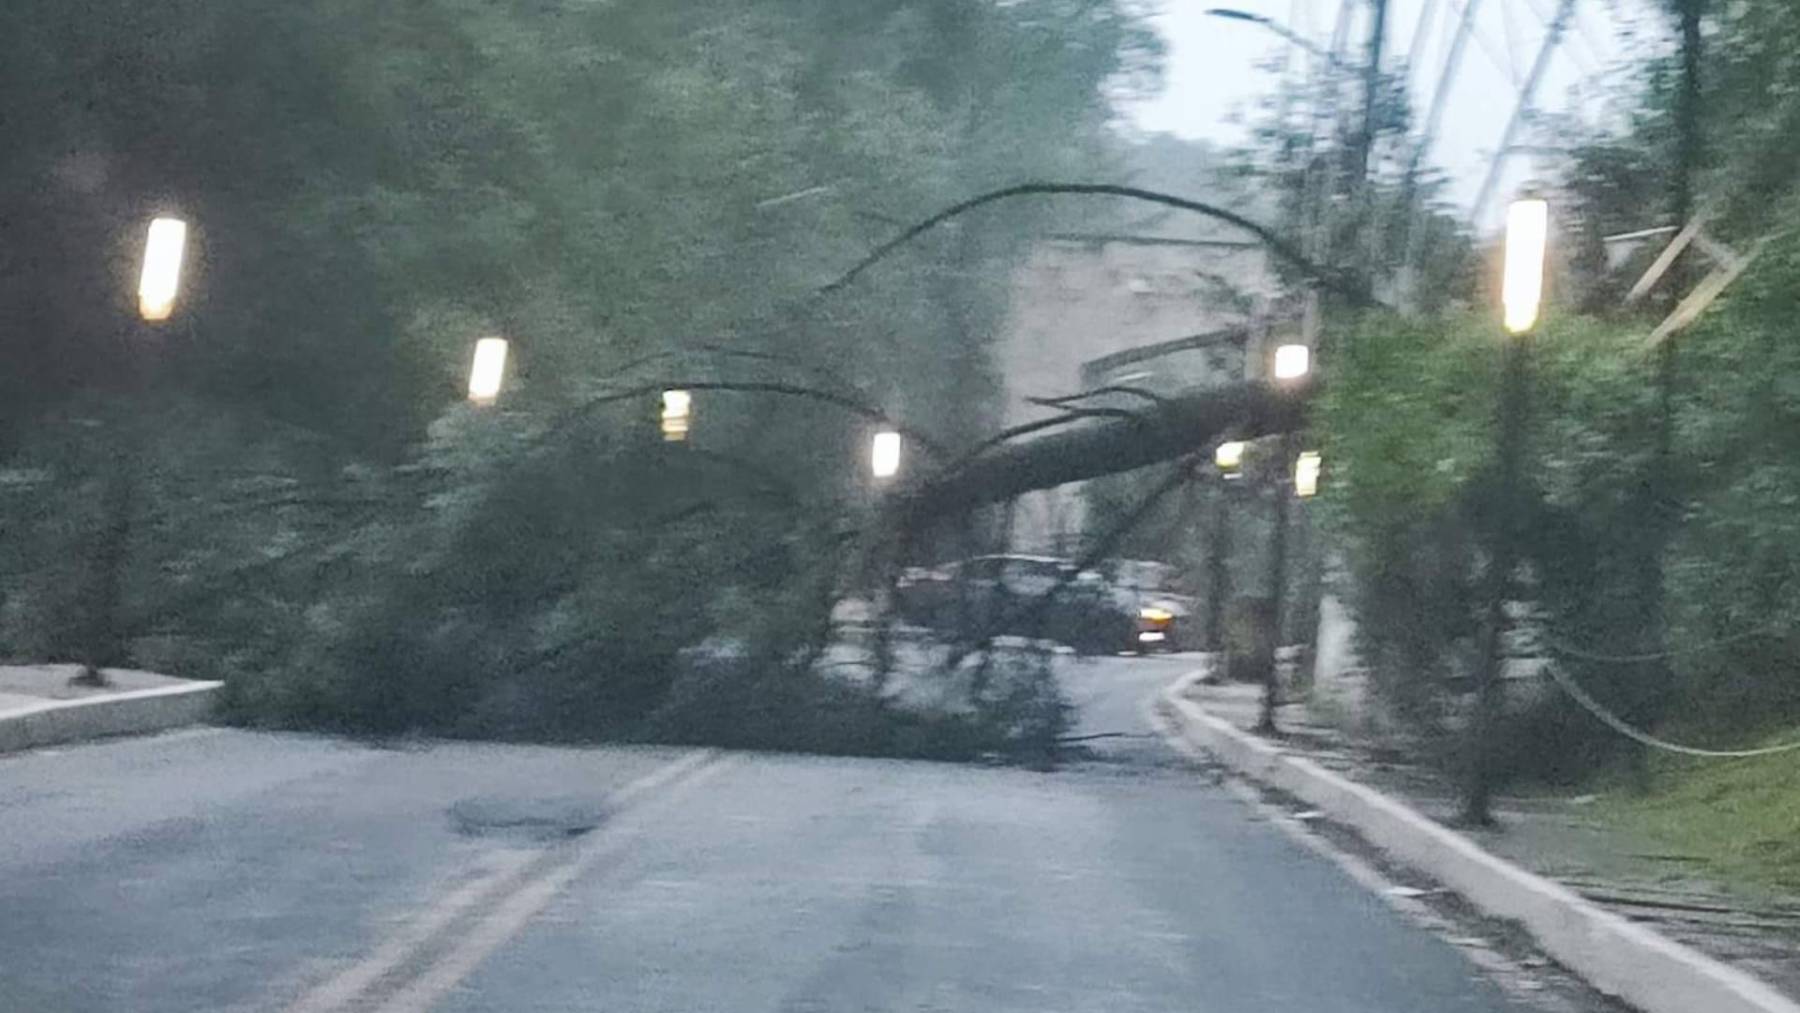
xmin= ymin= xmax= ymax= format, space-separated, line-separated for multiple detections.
xmin=892 ymin=553 xmax=1195 ymax=656
xmin=1095 ymin=559 xmax=1198 ymax=653
xmin=895 ymin=554 xmax=1083 ymax=640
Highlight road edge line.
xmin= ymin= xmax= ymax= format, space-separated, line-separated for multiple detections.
xmin=1153 ymin=668 xmax=1800 ymax=1013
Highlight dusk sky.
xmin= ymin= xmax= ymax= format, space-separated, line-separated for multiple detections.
xmin=1121 ymin=0 xmax=1664 ymax=229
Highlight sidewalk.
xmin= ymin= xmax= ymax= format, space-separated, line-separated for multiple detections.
xmin=0 ymin=664 xmax=221 ymax=753
xmin=1190 ymin=676 xmax=1800 ymax=1001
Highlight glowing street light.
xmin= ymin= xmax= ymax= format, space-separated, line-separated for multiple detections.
xmin=661 ymin=389 xmax=692 ymax=442
xmin=1469 ymin=194 xmax=1550 ymax=825
xmin=467 ymin=338 xmax=508 ymax=404
xmin=1273 ymin=343 xmax=1310 ymax=380
xmin=1502 ymin=197 xmax=1549 ymax=334
xmin=1215 ymin=440 xmax=1245 ymax=477
xmin=1294 ymin=451 xmax=1322 ymax=497
xmin=871 ymin=429 xmax=902 ymax=479
xmin=137 ymin=217 xmax=188 ymax=322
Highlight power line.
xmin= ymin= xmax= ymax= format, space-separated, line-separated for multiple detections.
xmin=1397 ymin=0 xmax=1484 ymax=293
xmin=1403 ymin=0 xmax=1441 ymax=93
xmin=1542 ymin=621 xmax=1783 ymax=664
xmin=1467 ymin=0 xmax=1575 ymax=227
xmin=1519 ymin=0 xmax=1599 ymax=77
xmin=1446 ymin=0 xmax=1518 ymax=84
xmin=1569 ymin=2 xmax=1612 ymax=70
xmin=1499 ymin=0 xmax=1525 ymax=84
xmin=1543 ymin=662 xmax=1800 ymax=759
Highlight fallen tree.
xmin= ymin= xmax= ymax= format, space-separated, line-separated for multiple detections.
xmin=894 ymin=376 xmax=1316 ymax=528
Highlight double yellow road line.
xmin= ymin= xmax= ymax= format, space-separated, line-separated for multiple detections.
xmin=283 ymin=749 xmax=732 ymax=1013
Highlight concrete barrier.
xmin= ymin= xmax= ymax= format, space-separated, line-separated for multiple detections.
xmin=0 ymin=680 xmax=222 ymax=754
xmin=1159 ymin=669 xmax=1800 ymax=1013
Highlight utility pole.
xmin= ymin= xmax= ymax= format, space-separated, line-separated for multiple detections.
xmin=1673 ymin=1 xmax=1702 ymax=234
xmin=1628 ymin=0 xmax=1704 ymax=779
xmin=1205 ymin=477 xmax=1231 ymax=652
xmin=1258 ymin=433 xmax=1295 ymax=733
xmin=1352 ymin=0 xmax=1389 ymax=184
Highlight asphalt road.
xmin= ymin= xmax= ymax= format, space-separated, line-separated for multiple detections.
xmin=0 ymin=654 xmax=1535 ymax=1012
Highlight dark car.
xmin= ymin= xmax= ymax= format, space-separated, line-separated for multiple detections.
xmin=1094 ymin=559 xmax=1198 ymax=654
xmin=896 ymin=554 xmax=1091 ymax=641
xmin=894 ymin=554 xmax=1193 ymax=655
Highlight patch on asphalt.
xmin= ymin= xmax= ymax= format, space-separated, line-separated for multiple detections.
xmin=447 ymin=796 xmax=610 ymax=841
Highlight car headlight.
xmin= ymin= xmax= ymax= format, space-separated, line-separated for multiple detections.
xmin=1139 ymin=606 xmax=1173 ymax=623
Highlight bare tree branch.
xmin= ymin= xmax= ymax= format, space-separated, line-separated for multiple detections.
xmin=542 ymin=379 xmax=947 ymax=456
xmin=947 ymin=405 xmax=1147 ymax=473
xmin=820 ymin=183 xmax=1380 ymax=306
xmin=597 ymin=342 xmax=865 ymax=399
xmin=1028 ymin=384 xmax=1169 ymax=409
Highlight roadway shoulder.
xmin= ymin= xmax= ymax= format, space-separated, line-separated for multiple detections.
xmin=1156 ymin=668 xmax=1800 ymax=1013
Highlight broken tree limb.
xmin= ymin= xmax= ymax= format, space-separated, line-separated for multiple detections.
xmin=896 ymin=378 xmax=1315 ymax=527
xmin=820 ymin=183 xmax=1381 ymax=308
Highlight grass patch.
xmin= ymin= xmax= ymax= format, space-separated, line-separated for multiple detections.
xmin=1600 ymin=728 xmax=1800 ymax=892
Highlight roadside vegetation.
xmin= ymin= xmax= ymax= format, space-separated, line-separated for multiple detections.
xmin=1603 ymin=739 xmax=1800 ymax=892
xmin=1292 ymin=2 xmax=1800 ymax=883
xmin=0 ymin=0 xmax=1146 ymax=762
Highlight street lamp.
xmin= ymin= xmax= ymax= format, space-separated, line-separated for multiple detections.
xmin=1215 ymin=440 xmax=1246 ymax=477
xmin=137 ymin=217 xmax=187 ymax=322
xmin=1465 ymin=196 xmax=1549 ymax=826
xmin=467 ymin=337 xmax=508 ymax=404
xmin=1294 ymin=451 xmax=1321 ymax=498
xmin=661 ymin=389 xmax=692 ymax=442
xmin=871 ymin=429 xmax=902 ymax=479
xmin=87 ymin=214 xmax=191 ymax=685
xmin=1273 ymin=343 xmax=1311 ymax=381
xmin=1502 ymin=198 xmax=1549 ymax=334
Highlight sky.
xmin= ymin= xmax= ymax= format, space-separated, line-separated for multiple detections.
xmin=1120 ymin=0 xmax=1665 ymax=230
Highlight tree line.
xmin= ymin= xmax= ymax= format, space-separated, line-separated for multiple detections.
xmin=0 ymin=0 xmax=1156 ymax=755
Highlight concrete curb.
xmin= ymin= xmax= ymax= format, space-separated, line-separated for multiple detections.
xmin=1158 ymin=668 xmax=1800 ymax=1013
xmin=0 ymin=680 xmax=222 ymax=754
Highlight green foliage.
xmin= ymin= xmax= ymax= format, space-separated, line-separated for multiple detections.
xmin=1316 ymin=312 xmax=1495 ymax=729
xmin=650 ymin=642 xmax=1069 ymax=765
xmin=1323 ymin=260 xmax=1800 ymax=782
xmin=1604 ymin=732 xmax=1800 ymax=891
xmin=0 ymin=0 xmax=1149 ymax=756
xmin=1656 ymin=225 xmax=1800 ymax=723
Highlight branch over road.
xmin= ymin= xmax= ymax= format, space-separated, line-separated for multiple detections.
xmin=896 ymin=377 xmax=1315 ymax=526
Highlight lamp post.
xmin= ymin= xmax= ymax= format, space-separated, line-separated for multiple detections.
xmin=1463 ymin=197 xmax=1547 ymax=826
xmin=81 ymin=215 xmax=192 ymax=686
xmin=1203 ymin=465 xmax=1232 ymax=653
xmin=1257 ymin=343 xmax=1312 ymax=733
xmin=1205 ymin=440 xmax=1247 ymax=654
